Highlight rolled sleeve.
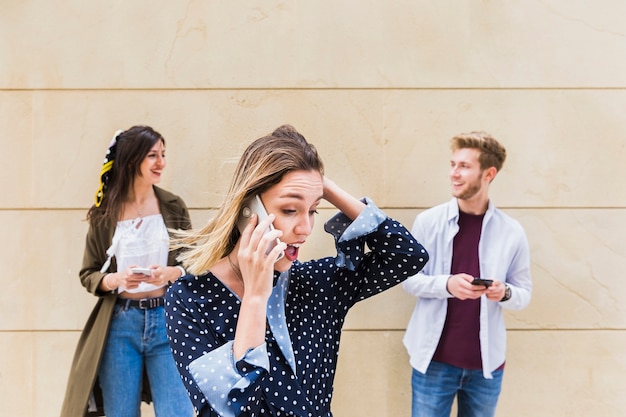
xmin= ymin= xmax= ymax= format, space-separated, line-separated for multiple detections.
xmin=323 ymin=197 xmax=386 ymax=271
xmin=189 ymin=341 xmax=269 ymax=417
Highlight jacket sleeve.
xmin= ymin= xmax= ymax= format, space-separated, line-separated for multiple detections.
xmin=171 ymin=196 xmax=192 ymax=231
xmin=157 ymin=187 xmax=192 ymax=268
xmin=79 ymin=219 xmax=114 ymax=296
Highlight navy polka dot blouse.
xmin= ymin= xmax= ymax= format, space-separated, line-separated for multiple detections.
xmin=165 ymin=199 xmax=428 ymax=416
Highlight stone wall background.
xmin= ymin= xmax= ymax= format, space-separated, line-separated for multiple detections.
xmin=1 ymin=2 xmax=625 ymax=416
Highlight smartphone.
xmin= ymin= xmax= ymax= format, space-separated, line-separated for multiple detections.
xmin=471 ymin=278 xmax=493 ymax=288
xmin=131 ymin=267 xmax=152 ymax=275
xmin=237 ymin=195 xmax=284 ymax=262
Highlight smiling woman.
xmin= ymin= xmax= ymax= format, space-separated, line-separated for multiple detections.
xmin=61 ymin=125 xmax=194 ymax=417
xmin=165 ymin=124 xmax=429 ymax=417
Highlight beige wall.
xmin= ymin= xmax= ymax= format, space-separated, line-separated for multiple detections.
xmin=1 ymin=1 xmax=625 ymax=416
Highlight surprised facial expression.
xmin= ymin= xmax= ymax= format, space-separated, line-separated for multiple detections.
xmin=260 ymin=170 xmax=324 ymax=270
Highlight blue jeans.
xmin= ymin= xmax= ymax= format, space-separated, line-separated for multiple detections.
xmin=99 ymin=304 xmax=194 ymax=417
xmin=411 ymin=362 xmax=503 ymax=417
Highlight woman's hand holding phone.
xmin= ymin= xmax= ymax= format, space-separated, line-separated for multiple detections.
xmin=237 ymin=212 xmax=286 ymax=299
xmin=232 ymin=212 xmax=286 ymax=360
xmin=129 ymin=265 xmax=180 ymax=287
xmin=131 ymin=267 xmax=152 ymax=275
xmin=237 ymin=195 xmax=285 ymax=262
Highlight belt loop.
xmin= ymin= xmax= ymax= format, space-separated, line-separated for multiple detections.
xmin=120 ymin=298 xmax=131 ymax=311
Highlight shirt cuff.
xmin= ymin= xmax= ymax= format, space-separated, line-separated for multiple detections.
xmin=189 ymin=341 xmax=269 ymax=417
xmin=323 ymin=197 xmax=386 ymax=271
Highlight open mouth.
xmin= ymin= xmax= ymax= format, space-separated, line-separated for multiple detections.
xmin=284 ymin=244 xmax=301 ymax=261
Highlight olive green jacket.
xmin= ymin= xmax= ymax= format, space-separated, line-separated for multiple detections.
xmin=60 ymin=187 xmax=191 ymax=417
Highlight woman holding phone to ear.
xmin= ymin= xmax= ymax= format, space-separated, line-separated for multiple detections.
xmin=61 ymin=126 xmax=194 ymax=417
xmin=166 ymin=125 xmax=429 ymax=417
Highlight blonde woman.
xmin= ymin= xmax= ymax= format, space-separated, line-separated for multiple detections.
xmin=165 ymin=125 xmax=428 ymax=417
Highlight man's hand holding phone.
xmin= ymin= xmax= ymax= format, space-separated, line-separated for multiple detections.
xmin=471 ymin=278 xmax=493 ymax=288
xmin=446 ymin=273 xmax=490 ymax=300
xmin=484 ymin=279 xmax=508 ymax=301
xmin=466 ymin=277 xmax=507 ymax=302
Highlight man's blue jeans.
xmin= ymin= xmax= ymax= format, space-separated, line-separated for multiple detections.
xmin=99 ymin=303 xmax=194 ymax=417
xmin=411 ymin=361 xmax=503 ymax=417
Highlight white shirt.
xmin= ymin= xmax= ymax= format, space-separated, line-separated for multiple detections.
xmin=101 ymin=214 xmax=170 ymax=294
xmin=402 ymin=198 xmax=532 ymax=378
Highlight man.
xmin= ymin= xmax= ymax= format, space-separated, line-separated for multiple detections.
xmin=403 ymin=131 xmax=532 ymax=417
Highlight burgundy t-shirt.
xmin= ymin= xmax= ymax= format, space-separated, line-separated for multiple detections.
xmin=432 ymin=210 xmax=484 ymax=370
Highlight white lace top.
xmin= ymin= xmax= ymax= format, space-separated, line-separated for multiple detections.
xmin=100 ymin=214 xmax=170 ymax=294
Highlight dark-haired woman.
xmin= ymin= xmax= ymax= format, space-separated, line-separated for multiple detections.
xmin=61 ymin=126 xmax=194 ymax=416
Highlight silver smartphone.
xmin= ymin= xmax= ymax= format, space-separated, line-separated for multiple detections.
xmin=130 ymin=267 xmax=152 ymax=275
xmin=237 ymin=195 xmax=284 ymax=261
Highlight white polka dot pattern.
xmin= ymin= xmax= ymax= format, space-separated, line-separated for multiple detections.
xmin=165 ymin=201 xmax=428 ymax=416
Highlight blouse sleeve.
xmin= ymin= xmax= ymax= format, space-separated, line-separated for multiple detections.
xmin=165 ymin=282 xmax=271 ymax=417
xmin=324 ymin=197 xmax=429 ymax=302
xmin=79 ymin=219 xmax=115 ymax=296
xmin=188 ymin=342 xmax=269 ymax=417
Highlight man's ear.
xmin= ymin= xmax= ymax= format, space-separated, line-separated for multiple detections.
xmin=484 ymin=166 xmax=498 ymax=183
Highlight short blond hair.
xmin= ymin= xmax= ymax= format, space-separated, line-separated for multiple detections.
xmin=451 ymin=131 xmax=506 ymax=172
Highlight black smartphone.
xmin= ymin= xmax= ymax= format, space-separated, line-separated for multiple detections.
xmin=471 ymin=278 xmax=493 ymax=288
xmin=237 ymin=195 xmax=284 ymax=262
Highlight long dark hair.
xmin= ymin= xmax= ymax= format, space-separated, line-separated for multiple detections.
xmin=87 ymin=125 xmax=165 ymax=226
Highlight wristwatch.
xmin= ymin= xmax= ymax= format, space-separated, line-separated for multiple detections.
xmin=500 ymin=284 xmax=512 ymax=302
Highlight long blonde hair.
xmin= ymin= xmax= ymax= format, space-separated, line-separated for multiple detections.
xmin=175 ymin=125 xmax=324 ymax=275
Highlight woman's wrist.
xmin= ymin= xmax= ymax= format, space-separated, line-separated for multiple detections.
xmin=175 ymin=265 xmax=186 ymax=278
xmin=323 ymin=177 xmax=364 ymax=220
xmin=102 ymin=274 xmax=112 ymax=292
xmin=165 ymin=265 xmax=186 ymax=285
xmin=102 ymin=273 xmax=115 ymax=292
